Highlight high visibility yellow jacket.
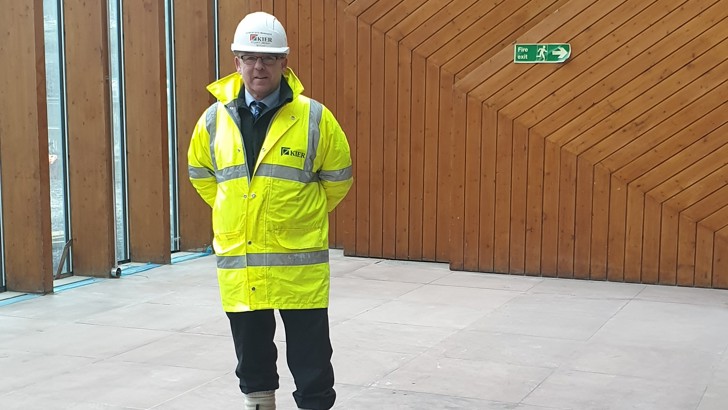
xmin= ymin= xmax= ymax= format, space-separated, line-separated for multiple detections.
xmin=188 ymin=68 xmax=353 ymax=312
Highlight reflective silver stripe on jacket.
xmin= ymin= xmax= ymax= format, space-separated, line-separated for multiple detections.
xmin=320 ymin=166 xmax=353 ymax=182
xmin=248 ymin=250 xmax=329 ymax=266
xmin=216 ymin=250 xmax=329 ymax=269
xmin=216 ymin=164 xmax=248 ymax=183
xmin=256 ymin=163 xmax=319 ymax=183
xmin=189 ymin=165 xmax=214 ymax=179
xmin=206 ymin=103 xmax=219 ymax=172
xmin=217 ymin=255 xmax=246 ymax=269
xmin=305 ymin=100 xmax=323 ymax=173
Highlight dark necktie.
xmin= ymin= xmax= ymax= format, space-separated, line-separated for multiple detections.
xmin=250 ymin=101 xmax=266 ymax=120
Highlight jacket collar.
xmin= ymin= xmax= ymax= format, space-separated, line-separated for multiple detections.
xmin=206 ymin=67 xmax=304 ymax=105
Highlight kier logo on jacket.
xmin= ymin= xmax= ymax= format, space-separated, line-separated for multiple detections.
xmin=281 ymin=147 xmax=306 ymax=158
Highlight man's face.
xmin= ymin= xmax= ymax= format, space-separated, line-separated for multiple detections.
xmin=235 ymin=53 xmax=287 ymax=100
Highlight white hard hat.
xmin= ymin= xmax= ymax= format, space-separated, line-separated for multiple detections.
xmin=231 ymin=12 xmax=289 ymax=54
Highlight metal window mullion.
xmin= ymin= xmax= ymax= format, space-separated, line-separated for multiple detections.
xmin=165 ymin=0 xmax=179 ymax=252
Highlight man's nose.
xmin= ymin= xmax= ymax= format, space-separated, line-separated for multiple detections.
xmin=254 ymin=58 xmax=266 ymax=69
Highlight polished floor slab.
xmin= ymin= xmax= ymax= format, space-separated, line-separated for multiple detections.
xmin=1 ymin=250 xmax=727 ymax=409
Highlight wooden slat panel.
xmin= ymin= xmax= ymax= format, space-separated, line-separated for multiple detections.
xmin=395 ymin=46 xmax=411 ymax=258
xmin=580 ymin=51 xmax=728 ymax=165
xmin=408 ymin=53 xmax=426 ymax=260
xmin=648 ymin=143 xmax=728 ymax=205
xmin=218 ymin=0 xmax=251 ymax=74
xmin=338 ymin=0 xmax=357 ymax=253
xmin=407 ymin=0 xmax=479 ymax=54
xmin=389 ymin=0 xmax=450 ymax=44
xmin=573 ymin=159 xmax=593 ymax=278
xmin=463 ymin=96 xmax=481 ymax=271
xmin=600 ymin=13 xmax=728 ymax=172
xmin=64 ymin=0 xmax=115 ymax=276
xmin=541 ymin=141 xmax=560 ymax=276
xmin=297 ymin=0 xmax=312 ymax=92
xmin=624 ymin=185 xmax=645 ymax=282
xmin=694 ymin=224 xmax=714 ymax=287
xmin=509 ymin=122 xmax=528 ymax=273
xmin=448 ymin=90 xmax=467 ymax=270
xmin=324 ymin=0 xmax=337 ymax=247
xmin=700 ymin=201 xmax=728 ymax=232
xmin=525 ymin=130 xmax=545 ymax=274
xmin=490 ymin=0 xmax=613 ymax=122
xmin=676 ymin=215 xmax=697 ymax=286
xmin=422 ymin=61 xmax=440 ymax=260
xmin=355 ymin=20 xmax=370 ymax=255
xmin=344 ymin=0 xmax=379 ymax=18
xmin=557 ymin=151 xmax=576 ymax=277
xmin=452 ymin=0 xmax=570 ymax=80
xmin=607 ymin=172 xmax=627 ymax=281
xmin=175 ymin=0 xmax=215 ymax=251
xmin=539 ymin=0 xmax=688 ymax=144
xmin=310 ymin=0 xmax=325 ymax=102
xmin=712 ymin=235 xmax=728 ymax=288
xmin=426 ymin=0 xmax=507 ymax=67
xmin=372 ymin=0 xmax=422 ymax=34
xmin=658 ymin=206 xmax=679 ymax=285
xmin=412 ymin=0 xmax=494 ymax=60
xmin=286 ymin=0 xmax=299 ymax=71
xmin=358 ymin=0 xmax=402 ymax=25
xmin=124 ymin=0 xmax=170 ymax=263
xmin=590 ymin=166 xmax=610 ymax=280
xmin=641 ymin=195 xmax=662 ymax=284
xmin=493 ymin=112 xmax=513 ymax=272
xmin=436 ymin=72 xmax=454 ymax=262
xmin=368 ymin=27 xmax=385 ymax=257
xmin=0 ymin=0 xmax=53 ymax=292
xmin=381 ymin=36 xmax=398 ymax=258
xmin=461 ymin=0 xmax=610 ymax=98
xmin=478 ymin=106 xmax=497 ymax=272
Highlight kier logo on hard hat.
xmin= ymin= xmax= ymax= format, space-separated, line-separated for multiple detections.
xmin=249 ymin=33 xmax=273 ymax=45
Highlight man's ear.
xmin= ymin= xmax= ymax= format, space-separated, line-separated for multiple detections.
xmin=234 ymin=55 xmax=242 ymax=72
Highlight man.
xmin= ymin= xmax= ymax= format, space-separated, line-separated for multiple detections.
xmin=187 ymin=11 xmax=353 ymax=410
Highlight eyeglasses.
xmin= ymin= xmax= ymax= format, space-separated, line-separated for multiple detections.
xmin=238 ymin=55 xmax=284 ymax=66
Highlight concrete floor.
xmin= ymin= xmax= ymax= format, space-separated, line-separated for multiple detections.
xmin=1 ymin=250 xmax=728 ymax=409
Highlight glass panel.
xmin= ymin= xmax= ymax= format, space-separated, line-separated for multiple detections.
xmin=43 ymin=0 xmax=72 ymax=276
xmin=165 ymin=0 xmax=179 ymax=252
xmin=108 ymin=0 xmax=129 ymax=262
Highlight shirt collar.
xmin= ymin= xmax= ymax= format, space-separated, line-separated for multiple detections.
xmin=244 ymin=84 xmax=280 ymax=109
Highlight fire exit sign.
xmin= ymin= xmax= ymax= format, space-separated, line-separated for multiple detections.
xmin=514 ymin=43 xmax=571 ymax=63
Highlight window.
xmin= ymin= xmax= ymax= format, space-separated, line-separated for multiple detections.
xmin=108 ymin=0 xmax=129 ymax=263
xmin=43 ymin=0 xmax=72 ymax=277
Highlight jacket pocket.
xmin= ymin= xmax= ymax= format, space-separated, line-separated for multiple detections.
xmin=213 ymin=231 xmax=243 ymax=255
xmin=274 ymin=226 xmax=326 ymax=250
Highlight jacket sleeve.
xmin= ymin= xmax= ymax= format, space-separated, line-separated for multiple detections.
xmin=187 ymin=105 xmax=217 ymax=208
xmin=318 ymin=106 xmax=353 ymax=212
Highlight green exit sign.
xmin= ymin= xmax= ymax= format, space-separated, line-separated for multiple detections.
xmin=514 ymin=43 xmax=571 ymax=63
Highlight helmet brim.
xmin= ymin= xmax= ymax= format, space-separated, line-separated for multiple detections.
xmin=231 ymin=44 xmax=290 ymax=55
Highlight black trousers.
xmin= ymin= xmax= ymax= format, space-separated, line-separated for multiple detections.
xmin=226 ymin=308 xmax=336 ymax=410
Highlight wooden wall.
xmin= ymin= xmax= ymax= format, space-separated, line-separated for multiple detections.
xmin=331 ymin=0 xmax=728 ymax=288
